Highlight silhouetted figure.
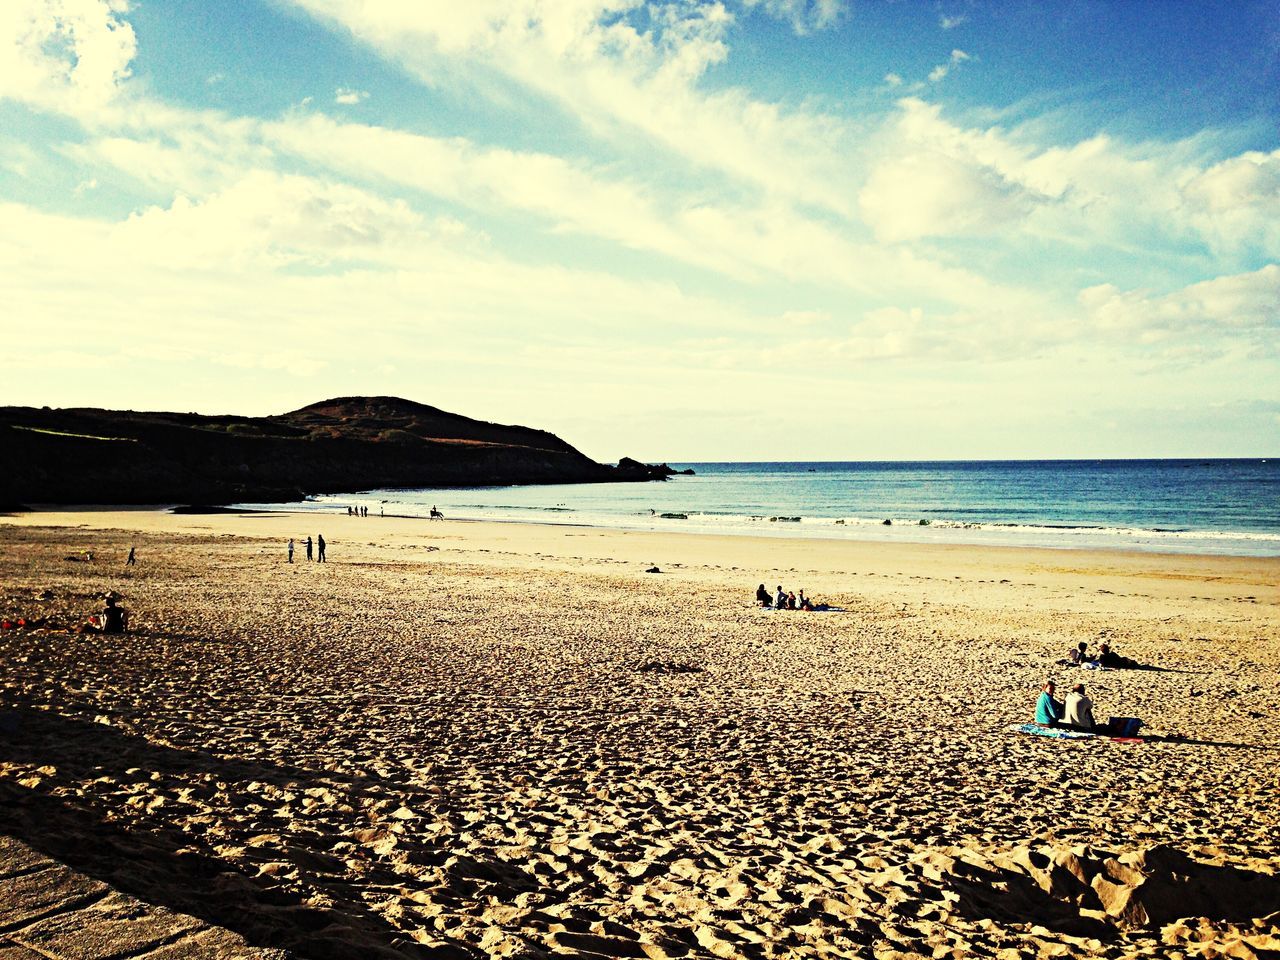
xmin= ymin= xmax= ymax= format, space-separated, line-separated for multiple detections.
xmin=81 ymin=595 xmax=128 ymax=634
xmin=317 ymin=534 xmax=326 ymax=562
xmin=287 ymin=538 xmax=294 ymax=563
xmin=1097 ymin=642 xmax=1141 ymax=669
xmin=305 ymin=536 xmax=313 ymax=561
xmin=125 ymin=546 xmax=135 ymax=566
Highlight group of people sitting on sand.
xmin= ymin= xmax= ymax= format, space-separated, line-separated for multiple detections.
xmin=755 ymin=584 xmax=829 ymax=611
xmin=1061 ymin=640 xmax=1144 ymax=670
xmin=1034 ymin=680 xmax=1141 ymax=736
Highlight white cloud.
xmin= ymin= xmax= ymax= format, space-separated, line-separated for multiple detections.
xmin=1181 ymin=149 xmax=1280 ymax=257
xmin=739 ymin=0 xmax=846 ymax=34
xmin=284 ymin=1 xmax=858 ymax=214
xmin=334 ymin=86 xmax=368 ymax=104
xmin=1079 ymin=265 xmax=1280 ymax=355
xmin=0 ymin=0 xmax=136 ymax=114
xmin=259 ymin=112 xmax=1024 ymax=307
xmin=113 ymin=170 xmax=426 ymax=270
xmin=860 ymin=149 xmax=1039 ymax=242
xmin=939 ymin=14 xmax=967 ymax=30
xmin=928 ymin=49 xmax=969 ymax=84
xmin=854 ymin=98 xmax=1279 ymax=260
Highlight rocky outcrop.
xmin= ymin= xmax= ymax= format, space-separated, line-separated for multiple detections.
xmin=0 ymin=397 xmax=682 ymax=506
xmin=614 ymin=457 xmax=695 ymax=481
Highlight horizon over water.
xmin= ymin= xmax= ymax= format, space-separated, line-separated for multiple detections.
xmin=242 ymin=458 xmax=1280 ymax=558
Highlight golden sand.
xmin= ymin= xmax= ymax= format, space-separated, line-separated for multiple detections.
xmin=1 ymin=509 xmax=1278 ymax=959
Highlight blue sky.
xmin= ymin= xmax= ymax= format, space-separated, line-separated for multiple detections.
xmin=1 ymin=0 xmax=1277 ymax=460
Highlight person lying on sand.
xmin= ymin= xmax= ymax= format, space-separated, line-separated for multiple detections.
xmin=1035 ymin=681 xmax=1064 ymax=726
xmin=80 ymin=594 xmax=129 ymax=635
xmin=1097 ymin=642 xmax=1142 ymax=669
xmin=1064 ymin=682 xmax=1097 ymax=730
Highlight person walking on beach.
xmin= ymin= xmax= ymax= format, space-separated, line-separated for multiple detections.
xmin=125 ymin=546 xmax=135 ymax=566
xmin=317 ymin=534 xmax=326 ymax=562
xmin=287 ymin=538 xmax=295 ymax=563
xmin=305 ymin=536 xmax=313 ymax=561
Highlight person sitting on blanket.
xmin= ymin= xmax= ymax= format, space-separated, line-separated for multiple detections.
xmin=1068 ymin=641 xmax=1092 ymax=665
xmin=1097 ymin=642 xmax=1141 ymax=669
xmin=1035 ymin=681 xmax=1064 ymax=726
xmin=1064 ymin=682 xmax=1097 ymax=730
xmin=756 ymin=583 xmax=772 ymax=607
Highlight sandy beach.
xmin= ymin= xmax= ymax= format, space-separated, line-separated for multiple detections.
xmin=1 ymin=509 xmax=1278 ymax=959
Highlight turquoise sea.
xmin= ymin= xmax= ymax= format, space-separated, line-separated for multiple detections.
xmin=242 ymin=459 xmax=1280 ymax=557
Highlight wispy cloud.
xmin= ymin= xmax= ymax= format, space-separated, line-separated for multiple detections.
xmin=928 ymin=49 xmax=970 ymax=83
xmin=334 ymin=87 xmax=368 ymax=105
xmin=740 ymin=0 xmax=847 ymax=34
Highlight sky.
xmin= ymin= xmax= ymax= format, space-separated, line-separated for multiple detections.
xmin=1 ymin=0 xmax=1278 ymax=462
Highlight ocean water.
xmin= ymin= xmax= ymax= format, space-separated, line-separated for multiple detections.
xmin=242 ymin=459 xmax=1280 ymax=557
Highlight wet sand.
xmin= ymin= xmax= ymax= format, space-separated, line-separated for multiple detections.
xmin=1 ymin=509 xmax=1278 ymax=959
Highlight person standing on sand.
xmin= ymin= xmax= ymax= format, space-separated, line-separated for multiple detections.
xmin=1035 ymin=681 xmax=1063 ymax=726
xmin=305 ymin=536 xmax=313 ymax=561
xmin=317 ymin=534 xmax=326 ymax=562
xmin=288 ymin=538 xmax=294 ymax=563
xmin=126 ymin=546 xmax=135 ymax=566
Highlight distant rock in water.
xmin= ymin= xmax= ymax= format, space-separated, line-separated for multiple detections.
xmin=614 ymin=457 xmax=695 ymax=481
xmin=0 ymin=397 xmax=681 ymax=506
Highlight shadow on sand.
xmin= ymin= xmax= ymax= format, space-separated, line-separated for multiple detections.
xmin=0 ymin=707 xmax=477 ymax=959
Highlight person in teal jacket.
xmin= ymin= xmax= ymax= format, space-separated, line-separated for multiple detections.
xmin=1035 ymin=681 xmax=1063 ymax=725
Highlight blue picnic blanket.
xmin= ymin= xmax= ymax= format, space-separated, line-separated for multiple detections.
xmin=1010 ymin=720 xmax=1143 ymax=740
xmin=1010 ymin=723 xmax=1100 ymax=739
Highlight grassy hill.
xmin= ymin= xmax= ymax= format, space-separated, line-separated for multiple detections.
xmin=1 ymin=396 xmax=664 ymax=506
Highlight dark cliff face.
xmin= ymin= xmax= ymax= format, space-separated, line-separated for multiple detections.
xmin=0 ymin=397 xmax=648 ymax=506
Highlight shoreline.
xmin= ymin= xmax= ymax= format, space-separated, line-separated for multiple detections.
xmin=241 ymin=498 xmax=1280 ymax=559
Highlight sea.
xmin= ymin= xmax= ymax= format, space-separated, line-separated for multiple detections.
xmin=240 ymin=459 xmax=1280 ymax=558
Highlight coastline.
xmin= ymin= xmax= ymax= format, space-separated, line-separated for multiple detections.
xmin=2 ymin=507 xmax=1278 ymax=957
